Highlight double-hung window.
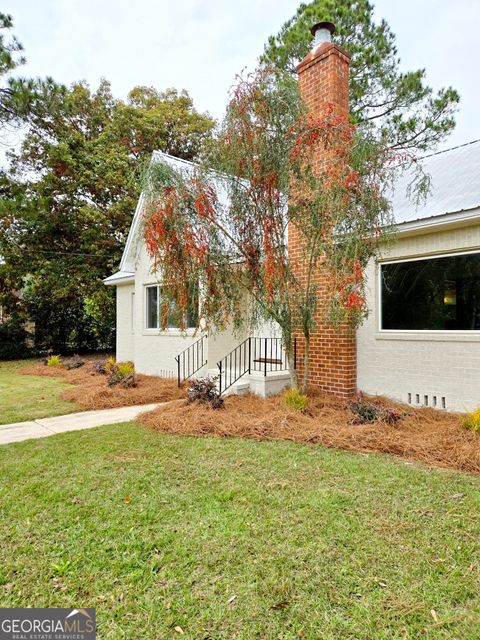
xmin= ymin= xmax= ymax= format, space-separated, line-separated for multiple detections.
xmin=145 ymin=284 xmax=199 ymax=330
xmin=380 ymin=251 xmax=480 ymax=331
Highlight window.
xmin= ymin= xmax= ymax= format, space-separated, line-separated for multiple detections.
xmin=145 ymin=284 xmax=199 ymax=330
xmin=380 ymin=252 xmax=480 ymax=331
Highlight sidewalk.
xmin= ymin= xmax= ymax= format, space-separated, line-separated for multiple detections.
xmin=0 ymin=403 xmax=161 ymax=445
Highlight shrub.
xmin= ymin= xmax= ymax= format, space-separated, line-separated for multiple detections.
xmin=284 ymin=387 xmax=308 ymax=412
xmin=462 ymin=408 xmax=480 ymax=432
xmin=47 ymin=355 xmax=62 ymax=367
xmin=350 ymin=393 xmax=402 ymax=426
xmin=93 ymin=355 xmax=115 ymax=375
xmin=350 ymin=393 xmax=379 ymax=424
xmin=187 ymin=376 xmax=224 ymax=409
xmin=0 ymin=317 xmax=31 ymax=359
xmin=64 ymin=354 xmax=85 ymax=370
xmin=381 ymin=406 xmax=402 ymax=426
xmin=108 ymin=361 xmax=136 ymax=388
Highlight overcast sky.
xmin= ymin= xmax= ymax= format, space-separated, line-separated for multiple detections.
xmin=4 ymin=0 xmax=479 ymax=151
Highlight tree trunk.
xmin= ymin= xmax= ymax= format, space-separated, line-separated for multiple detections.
xmin=286 ymin=349 xmax=298 ymax=388
xmin=302 ymin=333 xmax=310 ymax=394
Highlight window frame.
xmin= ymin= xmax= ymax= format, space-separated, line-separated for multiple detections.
xmin=144 ymin=283 xmax=199 ymax=333
xmin=377 ymin=248 xmax=480 ymax=334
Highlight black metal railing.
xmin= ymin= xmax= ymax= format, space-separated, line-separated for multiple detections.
xmin=175 ymin=334 xmax=208 ymax=387
xmin=250 ymin=337 xmax=287 ymax=376
xmin=217 ymin=337 xmax=251 ymax=395
xmin=217 ymin=337 xmax=291 ymax=395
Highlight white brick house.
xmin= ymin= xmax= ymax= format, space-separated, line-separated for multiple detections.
xmin=106 ymin=140 xmax=480 ymax=411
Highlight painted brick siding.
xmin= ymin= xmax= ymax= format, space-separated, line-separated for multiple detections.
xmin=116 ymin=283 xmax=135 ymax=362
xmin=357 ymin=222 xmax=480 ymax=412
xmin=290 ymin=41 xmax=356 ymax=396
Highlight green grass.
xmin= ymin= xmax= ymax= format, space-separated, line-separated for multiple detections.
xmin=0 ymin=359 xmax=78 ymax=424
xmin=0 ymin=423 xmax=479 ymax=638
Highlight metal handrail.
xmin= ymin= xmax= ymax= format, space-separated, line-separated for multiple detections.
xmin=174 ymin=334 xmax=208 ymax=387
xmin=217 ymin=337 xmax=291 ymax=395
xmin=217 ymin=337 xmax=251 ymax=395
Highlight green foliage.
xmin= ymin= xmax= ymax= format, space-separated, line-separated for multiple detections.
xmin=144 ymin=67 xmax=410 ymax=391
xmin=0 ymin=12 xmax=66 ymax=138
xmin=462 ymin=408 xmax=480 ymax=433
xmin=46 ymin=355 xmax=61 ymax=367
xmin=0 ymin=75 xmax=214 ymax=353
xmin=350 ymin=393 xmax=402 ymax=425
xmin=261 ymin=0 xmax=459 ymax=151
xmin=108 ymin=361 xmax=136 ymax=387
xmin=284 ymin=387 xmax=308 ymax=412
xmin=0 ymin=315 xmax=30 ymax=360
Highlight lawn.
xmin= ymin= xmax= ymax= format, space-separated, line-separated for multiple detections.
xmin=0 ymin=359 xmax=78 ymax=424
xmin=0 ymin=422 xmax=479 ymax=638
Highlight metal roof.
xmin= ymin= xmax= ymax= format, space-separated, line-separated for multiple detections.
xmin=391 ymin=139 xmax=480 ymax=224
xmin=103 ymin=270 xmax=134 ymax=285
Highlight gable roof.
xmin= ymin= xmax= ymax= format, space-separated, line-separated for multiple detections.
xmin=391 ymin=139 xmax=480 ymax=224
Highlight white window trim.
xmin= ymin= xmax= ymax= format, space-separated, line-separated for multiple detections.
xmin=143 ymin=283 xmax=198 ymax=335
xmin=377 ymin=248 xmax=480 ymax=336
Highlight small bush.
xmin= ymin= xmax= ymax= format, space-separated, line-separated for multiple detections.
xmin=284 ymin=387 xmax=308 ymax=412
xmin=187 ymin=376 xmax=224 ymax=409
xmin=47 ymin=355 xmax=62 ymax=367
xmin=64 ymin=354 xmax=85 ymax=370
xmin=381 ymin=406 xmax=402 ymax=426
xmin=108 ymin=361 xmax=136 ymax=388
xmin=93 ymin=355 xmax=115 ymax=375
xmin=462 ymin=408 xmax=480 ymax=432
xmin=350 ymin=393 xmax=402 ymax=426
xmin=0 ymin=317 xmax=31 ymax=359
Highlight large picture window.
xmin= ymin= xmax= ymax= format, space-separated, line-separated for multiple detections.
xmin=145 ymin=284 xmax=199 ymax=330
xmin=381 ymin=252 xmax=480 ymax=331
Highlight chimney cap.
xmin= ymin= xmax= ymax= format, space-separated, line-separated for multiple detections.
xmin=310 ymin=21 xmax=336 ymax=37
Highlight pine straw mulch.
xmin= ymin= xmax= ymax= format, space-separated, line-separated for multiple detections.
xmin=20 ymin=361 xmax=186 ymax=411
xmin=139 ymin=390 xmax=480 ymax=475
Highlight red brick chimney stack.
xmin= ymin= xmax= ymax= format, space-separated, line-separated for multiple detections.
xmin=290 ymin=22 xmax=356 ymax=397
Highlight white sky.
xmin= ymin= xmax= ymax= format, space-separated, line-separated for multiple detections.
xmin=4 ymin=0 xmax=479 ymax=151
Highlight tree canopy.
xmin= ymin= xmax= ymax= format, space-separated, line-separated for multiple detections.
xmin=0 ymin=76 xmax=214 ymax=353
xmin=142 ymin=68 xmax=416 ymax=389
xmin=261 ymin=0 xmax=459 ymax=152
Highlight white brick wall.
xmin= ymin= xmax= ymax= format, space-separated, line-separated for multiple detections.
xmin=357 ymin=223 xmax=480 ymax=412
xmin=116 ymin=284 xmax=135 ymax=362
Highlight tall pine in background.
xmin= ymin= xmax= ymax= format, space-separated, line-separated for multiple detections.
xmin=261 ymin=0 xmax=459 ymax=151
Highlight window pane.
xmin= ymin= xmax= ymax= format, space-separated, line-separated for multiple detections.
xmin=146 ymin=286 xmax=158 ymax=329
xmin=381 ymin=253 xmax=480 ymax=330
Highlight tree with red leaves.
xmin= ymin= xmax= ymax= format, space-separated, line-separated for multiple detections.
xmin=143 ymin=68 xmax=427 ymax=390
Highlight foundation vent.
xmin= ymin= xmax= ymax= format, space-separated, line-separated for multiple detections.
xmin=407 ymin=393 xmax=446 ymax=410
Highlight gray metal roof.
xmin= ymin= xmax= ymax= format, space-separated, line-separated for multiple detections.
xmin=391 ymin=139 xmax=480 ymax=224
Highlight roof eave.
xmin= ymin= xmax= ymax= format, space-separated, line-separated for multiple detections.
xmin=396 ymin=206 xmax=480 ymax=237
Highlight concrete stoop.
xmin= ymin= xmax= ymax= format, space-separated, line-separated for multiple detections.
xmin=204 ymin=368 xmax=291 ymax=398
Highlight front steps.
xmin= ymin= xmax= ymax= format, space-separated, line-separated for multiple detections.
xmin=206 ymin=368 xmax=291 ymax=398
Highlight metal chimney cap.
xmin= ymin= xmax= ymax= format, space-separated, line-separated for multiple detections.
xmin=310 ymin=21 xmax=335 ymax=37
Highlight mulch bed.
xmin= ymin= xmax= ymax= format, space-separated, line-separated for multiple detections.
xmin=20 ymin=360 xmax=186 ymax=411
xmin=139 ymin=390 xmax=480 ymax=475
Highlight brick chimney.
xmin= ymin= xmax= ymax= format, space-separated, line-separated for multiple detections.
xmin=290 ymin=22 xmax=356 ymax=397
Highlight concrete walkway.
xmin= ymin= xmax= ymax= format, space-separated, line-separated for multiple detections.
xmin=0 ymin=403 xmax=162 ymax=446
